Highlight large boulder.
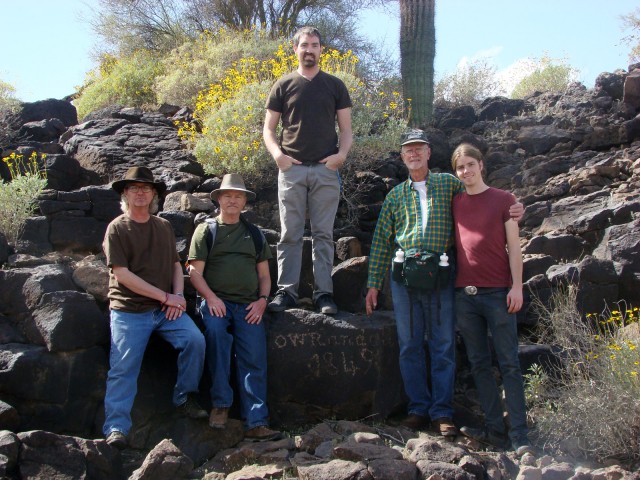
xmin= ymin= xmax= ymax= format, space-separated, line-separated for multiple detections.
xmin=62 ymin=110 xmax=204 ymax=191
xmin=265 ymin=310 xmax=403 ymax=428
xmin=17 ymin=430 xmax=121 ymax=480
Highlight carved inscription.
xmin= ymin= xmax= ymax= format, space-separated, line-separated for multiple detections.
xmin=273 ymin=330 xmax=385 ymax=377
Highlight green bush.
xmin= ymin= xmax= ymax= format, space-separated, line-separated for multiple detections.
xmin=155 ymin=28 xmax=283 ymax=108
xmin=511 ymin=55 xmax=577 ymax=99
xmin=529 ymin=285 xmax=640 ymax=465
xmin=435 ymin=58 xmax=504 ymax=106
xmin=0 ymin=78 xmax=20 ymax=148
xmin=0 ymin=152 xmax=48 ymax=244
xmin=75 ymin=50 xmax=165 ymax=120
xmin=0 ymin=78 xmax=19 ymax=109
xmin=621 ymin=8 xmax=640 ymax=63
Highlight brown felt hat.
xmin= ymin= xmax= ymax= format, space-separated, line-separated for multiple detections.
xmin=111 ymin=166 xmax=166 ymax=194
xmin=210 ymin=174 xmax=256 ymax=201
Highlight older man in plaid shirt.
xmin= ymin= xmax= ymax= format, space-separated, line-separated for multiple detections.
xmin=366 ymin=130 xmax=522 ymax=438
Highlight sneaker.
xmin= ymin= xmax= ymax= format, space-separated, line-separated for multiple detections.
xmin=178 ymin=395 xmax=208 ymax=419
xmin=432 ymin=417 xmax=458 ymax=438
xmin=244 ymin=425 xmax=283 ymax=442
xmin=209 ymin=407 xmax=229 ymax=429
xmin=267 ymin=290 xmax=297 ymax=312
xmin=315 ymin=294 xmax=338 ymax=315
xmin=513 ymin=439 xmax=536 ymax=457
xmin=105 ymin=430 xmax=127 ymax=449
xmin=460 ymin=425 xmax=508 ymax=449
xmin=401 ymin=413 xmax=430 ymax=430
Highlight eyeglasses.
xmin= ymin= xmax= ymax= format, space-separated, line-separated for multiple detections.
xmin=127 ymin=185 xmax=153 ymax=193
xmin=402 ymin=146 xmax=428 ymax=155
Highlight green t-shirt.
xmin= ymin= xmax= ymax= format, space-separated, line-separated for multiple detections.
xmin=188 ymin=218 xmax=272 ymax=304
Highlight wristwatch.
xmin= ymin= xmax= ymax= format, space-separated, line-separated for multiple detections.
xmin=259 ymin=295 xmax=269 ymax=301
xmin=175 ymin=293 xmax=184 ymax=297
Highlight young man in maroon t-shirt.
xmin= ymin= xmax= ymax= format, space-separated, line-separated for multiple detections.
xmin=451 ymin=143 xmax=534 ymax=457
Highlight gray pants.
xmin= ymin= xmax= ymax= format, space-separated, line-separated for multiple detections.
xmin=277 ymin=163 xmax=340 ymax=302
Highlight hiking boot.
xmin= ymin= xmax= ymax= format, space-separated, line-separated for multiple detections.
xmin=432 ymin=417 xmax=458 ymax=438
xmin=105 ymin=430 xmax=127 ymax=449
xmin=267 ymin=291 xmax=296 ymax=312
xmin=401 ymin=413 xmax=430 ymax=430
xmin=513 ymin=439 xmax=536 ymax=457
xmin=178 ymin=395 xmax=208 ymax=419
xmin=460 ymin=425 xmax=508 ymax=449
xmin=315 ymin=294 xmax=338 ymax=315
xmin=244 ymin=425 xmax=283 ymax=442
xmin=209 ymin=407 xmax=229 ymax=429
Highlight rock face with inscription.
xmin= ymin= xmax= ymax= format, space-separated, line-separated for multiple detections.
xmin=266 ymin=310 xmax=403 ymax=428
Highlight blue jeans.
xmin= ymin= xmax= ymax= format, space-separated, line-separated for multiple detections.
xmin=199 ymin=299 xmax=269 ymax=430
xmin=456 ymin=289 xmax=528 ymax=443
xmin=390 ymin=278 xmax=456 ymax=420
xmin=103 ymin=308 xmax=206 ymax=436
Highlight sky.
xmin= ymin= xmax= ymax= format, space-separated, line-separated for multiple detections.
xmin=1 ymin=0 xmax=638 ymax=102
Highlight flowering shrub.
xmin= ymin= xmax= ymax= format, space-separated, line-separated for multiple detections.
xmin=179 ymin=41 xmax=407 ymax=189
xmin=0 ymin=152 xmax=47 ymax=243
xmin=528 ymin=285 xmax=640 ymax=465
xmin=76 ymin=50 xmax=164 ymax=120
xmin=155 ymin=28 xmax=283 ymax=107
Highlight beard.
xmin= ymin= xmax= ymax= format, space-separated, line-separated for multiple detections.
xmin=302 ymin=54 xmax=317 ymax=67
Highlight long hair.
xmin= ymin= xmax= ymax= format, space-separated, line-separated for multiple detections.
xmin=451 ymin=143 xmax=484 ymax=171
xmin=120 ymin=193 xmax=159 ymax=214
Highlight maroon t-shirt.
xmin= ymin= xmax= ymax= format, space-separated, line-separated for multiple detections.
xmin=452 ymin=187 xmax=516 ymax=288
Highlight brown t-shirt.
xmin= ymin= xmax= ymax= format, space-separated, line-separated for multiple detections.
xmin=103 ymin=214 xmax=179 ymax=312
xmin=265 ymin=70 xmax=352 ymax=163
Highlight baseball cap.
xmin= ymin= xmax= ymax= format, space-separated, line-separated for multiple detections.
xmin=400 ymin=129 xmax=430 ymax=146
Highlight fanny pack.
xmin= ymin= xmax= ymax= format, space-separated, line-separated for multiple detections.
xmin=392 ymin=249 xmax=450 ymax=291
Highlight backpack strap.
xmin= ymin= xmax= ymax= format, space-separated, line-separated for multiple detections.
xmin=204 ymin=217 xmax=218 ymax=254
xmin=240 ymin=214 xmax=266 ymax=261
xmin=205 ymin=215 xmax=265 ymax=261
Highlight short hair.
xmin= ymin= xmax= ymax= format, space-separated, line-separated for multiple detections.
xmin=120 ymin=192 xmax=160 ymax=214
xmin=292 ymin=26 xmax=322 ymax=46
xmin=451 ymin=143 xmax=484 ymax=170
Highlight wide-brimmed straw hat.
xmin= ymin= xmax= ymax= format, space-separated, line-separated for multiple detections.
xmin=210 ymin=173 xmax=256 ymax=201
xmin=111 ymin=166 xmax=166 ymax=194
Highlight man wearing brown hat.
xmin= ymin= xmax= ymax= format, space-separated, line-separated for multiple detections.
xmin=103 ymin=166 xmax=207 ymax=449
xmin=187 ymin=174 xmax=281 ymax=441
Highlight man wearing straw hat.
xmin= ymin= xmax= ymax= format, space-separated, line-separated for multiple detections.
xmin=188 ymin=174 xmax=281 ymax=442
xmin=103 ymin=166 xmax=207 ymax=449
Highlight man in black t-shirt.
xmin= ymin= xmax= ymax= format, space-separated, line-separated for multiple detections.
xmin=263 ymin=26 xmax=353 ymax=315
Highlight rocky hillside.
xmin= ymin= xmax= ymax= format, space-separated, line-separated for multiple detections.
xmin=0 ymin=67 xmax=638 ymax=478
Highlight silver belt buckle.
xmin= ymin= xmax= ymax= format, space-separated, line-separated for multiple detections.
xmin=464 ymin=286 xmax=478 ymax=295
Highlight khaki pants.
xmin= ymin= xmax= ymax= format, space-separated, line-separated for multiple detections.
xmin=276 ymin=163 xmax=340 ymax=301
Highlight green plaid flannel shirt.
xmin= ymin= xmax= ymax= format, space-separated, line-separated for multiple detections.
xmin=367 ymin=172 xmax=464 ymax=289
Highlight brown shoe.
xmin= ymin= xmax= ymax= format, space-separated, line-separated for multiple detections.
xmin=401 ymin=414 xmax=430 ymax=430
xmin=244 ymin=425 xmax=282 ymax=442
xmin=432 ymin=417 xmax=458 ymax=438
xmin=209 ymin=407 xmax=229 ymax=429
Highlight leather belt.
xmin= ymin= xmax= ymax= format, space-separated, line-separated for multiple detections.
xmin=457 ymin=287 xmax=508 ymax=296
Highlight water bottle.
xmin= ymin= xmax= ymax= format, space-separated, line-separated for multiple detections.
xmin=392 ymin=249 xmax=405 ymax=283
xmin=438 ymin=252 xmax=450 ymax=286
